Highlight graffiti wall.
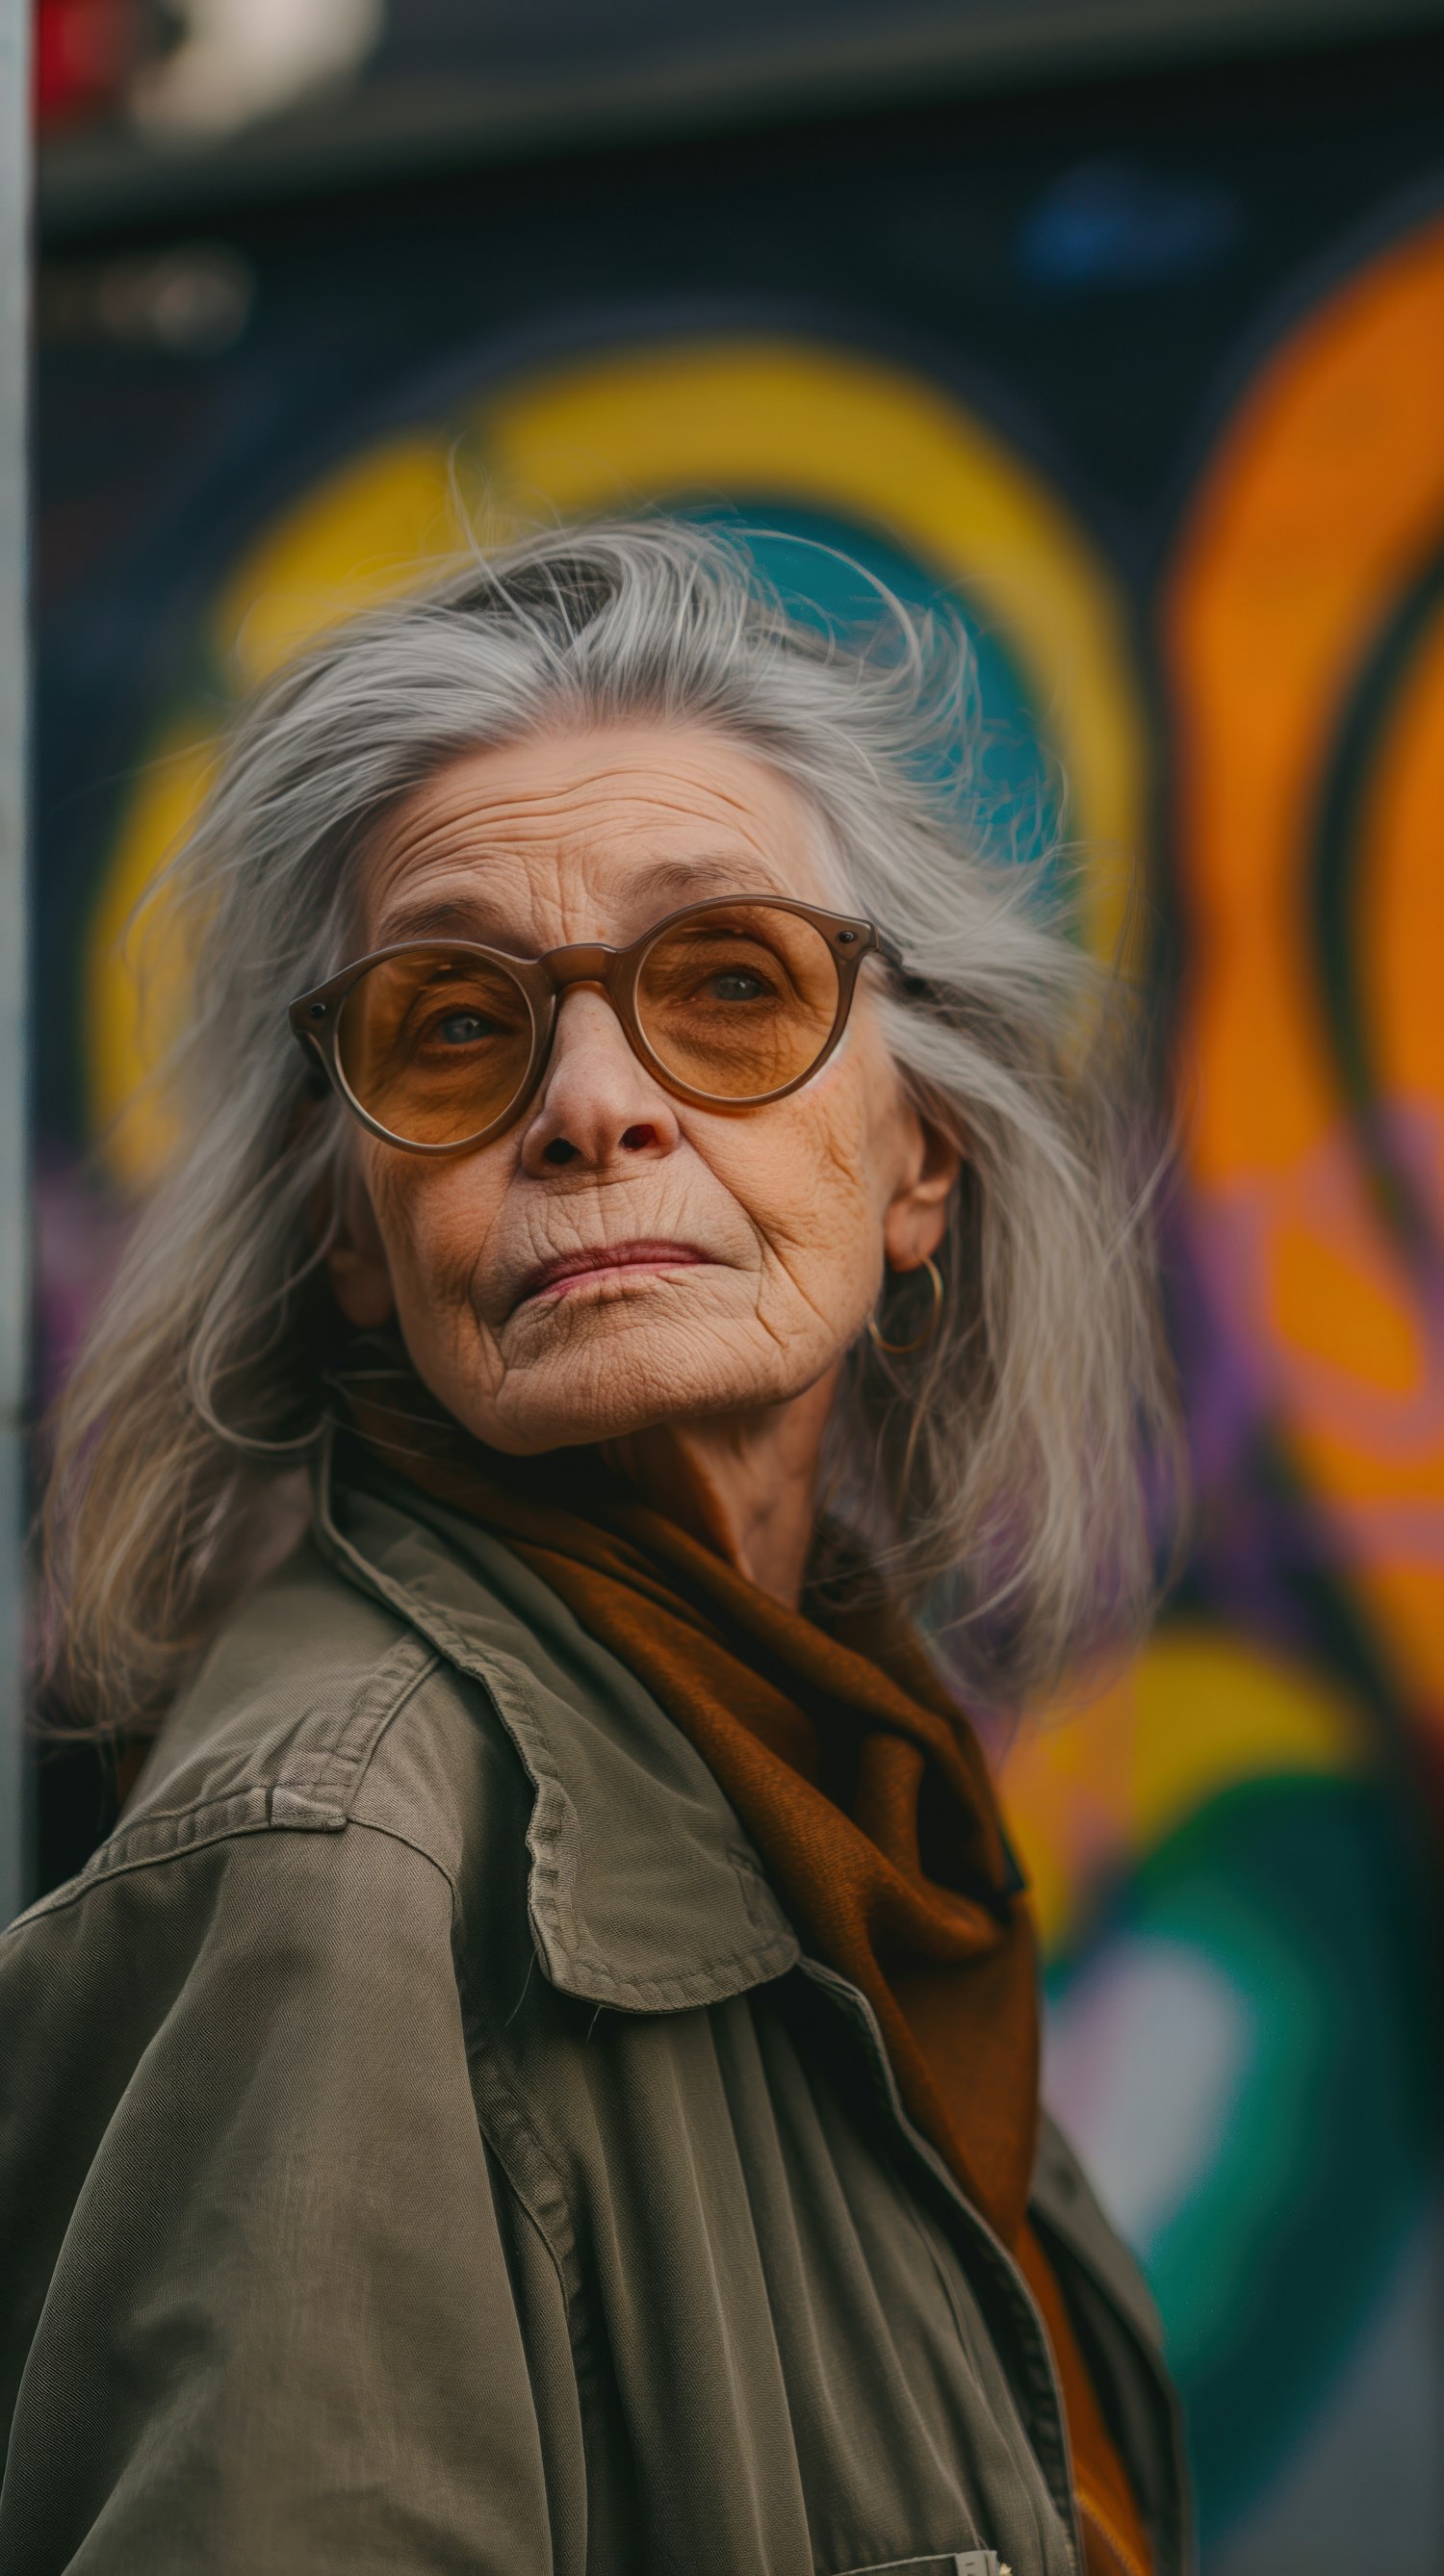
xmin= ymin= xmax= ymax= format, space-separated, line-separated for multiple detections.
xmin=33 ymin=36 xmax=1444 ymax=2570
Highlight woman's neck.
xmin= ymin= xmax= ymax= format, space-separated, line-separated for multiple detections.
xmin=601 ymin=1369 xmax=838 ymax=1610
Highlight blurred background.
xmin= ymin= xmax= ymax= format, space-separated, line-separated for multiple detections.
xmin=21 ymin=1 xmax=1444 ymax=2566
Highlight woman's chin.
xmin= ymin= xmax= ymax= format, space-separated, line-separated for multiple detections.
xmin=448 ymin=1308 xmax=810 ymax=1458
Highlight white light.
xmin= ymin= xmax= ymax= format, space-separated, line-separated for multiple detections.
xmin=1043 ymin=1935 xmax=1251 ymax=2255
xmin=132 ymin=0 xmax=383 ymax=141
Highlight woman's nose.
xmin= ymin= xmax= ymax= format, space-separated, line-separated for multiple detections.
xmin=519 ymin=988 xmax=682 ymax=1175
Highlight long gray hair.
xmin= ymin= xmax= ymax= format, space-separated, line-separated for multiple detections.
xmin=43 ymin=517 xmax=1180 ymax=1731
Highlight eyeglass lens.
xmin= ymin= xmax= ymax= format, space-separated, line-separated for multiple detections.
xmin=335 ymin=903 xmax=843 ymax=1147
xmin=337 ymin=947 xmax=535 ymax=1147
xmin=635 ymin=904 xmax=839 ymax=1102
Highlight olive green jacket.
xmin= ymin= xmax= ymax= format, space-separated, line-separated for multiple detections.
xmin=0 ymin=1453 xmax=1193 ymax=2576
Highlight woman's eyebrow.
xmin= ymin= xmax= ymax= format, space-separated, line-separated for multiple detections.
xmin=370 ymin=893 xmax=502 ymax=945
xmin=371 ymin=854 xmax=785 ymax=948
xmin=632 ymin=854 xmax=782 ymax=905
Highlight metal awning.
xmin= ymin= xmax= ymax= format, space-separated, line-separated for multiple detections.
xmin=38 ymin=0 xmax=1444 ymax=239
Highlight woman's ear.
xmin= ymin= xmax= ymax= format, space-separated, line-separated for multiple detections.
xmin=882 ymin=1105 xmax=964 ymax=1273
xmin=325 ymin=1161 xmax=397 ymax=1330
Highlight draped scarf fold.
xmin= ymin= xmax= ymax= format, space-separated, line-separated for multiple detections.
xmin=344 ymin=1401 xmax=1151 ymax=2576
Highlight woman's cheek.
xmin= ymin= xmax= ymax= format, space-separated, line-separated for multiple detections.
xmin=375 ymin=1168 xmax=493 ymax=1349
xmin=723 ymin=1113 xmax=885 ymax=1330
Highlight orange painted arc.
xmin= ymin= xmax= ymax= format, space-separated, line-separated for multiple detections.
xmin=1167 ymin=214 xmax=1444 ymax=1191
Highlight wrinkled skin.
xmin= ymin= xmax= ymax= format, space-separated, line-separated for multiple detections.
xmin=326 ymin=725 xmax=960 ymax=1603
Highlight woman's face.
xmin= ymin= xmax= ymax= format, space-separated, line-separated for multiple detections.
xmin=326 ymin=724 xmax=958 ymax=1455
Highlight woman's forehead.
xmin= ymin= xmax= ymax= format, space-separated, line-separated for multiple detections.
xmin=356 ymin=723 xmax=835 ymax=943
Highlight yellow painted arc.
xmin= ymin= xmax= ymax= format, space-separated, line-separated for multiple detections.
xmin=1001 ymin=1624 xmax=1370 ymax=1952
xmin=88 ymin=440 xmax=480 ymax=1177
xmin=87 ymin=726 xmax=218 ymax=1187
xmin=89 ymin=332 xmax=1146 ymax=1180
xmin=210 ymin=435 xmax=479 ymax=689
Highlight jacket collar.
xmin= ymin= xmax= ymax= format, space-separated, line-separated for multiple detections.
xmin=313 ymin=1431 xmax=799 ymax=2015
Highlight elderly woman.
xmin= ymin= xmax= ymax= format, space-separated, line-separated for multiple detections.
xmin=2 ymin=523 xmax=1188 ymax=2576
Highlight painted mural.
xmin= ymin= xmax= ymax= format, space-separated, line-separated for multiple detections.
xmin=32 ymin=64 xmax=1444 ymax=2572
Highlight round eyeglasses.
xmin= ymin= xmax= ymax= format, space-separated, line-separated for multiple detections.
xmin=289 ymin=895 xmax=901 ymax=1155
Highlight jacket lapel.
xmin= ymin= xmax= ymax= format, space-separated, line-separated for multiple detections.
xmin=315 ymin=1439 xmax=799 ymax=2014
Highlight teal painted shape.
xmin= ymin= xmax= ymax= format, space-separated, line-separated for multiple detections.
xmin=684 ymin=501 xmax=1065 ymax=883
xmin=1049 ymin=1775 xmax=1432 ymax=2540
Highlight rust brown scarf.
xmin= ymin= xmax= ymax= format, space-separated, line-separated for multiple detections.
xmin=348 ymin=1413 xmax=1151 ymax=2576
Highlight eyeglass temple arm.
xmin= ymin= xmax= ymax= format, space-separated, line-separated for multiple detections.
xmin=869 ymin=931 xmax=940 ymax=1006
xmin=287 ymin=1006 xmax=335 ymax=1097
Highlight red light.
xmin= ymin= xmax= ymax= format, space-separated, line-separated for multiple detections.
xmin=34 ymin=0 xmax=141 ymax=133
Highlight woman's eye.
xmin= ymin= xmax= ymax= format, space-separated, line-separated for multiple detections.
xmin=704 ymin=968 xmax=770 ymax=1003
xmin=432 ymin=1010 xmax=499 ymax=1045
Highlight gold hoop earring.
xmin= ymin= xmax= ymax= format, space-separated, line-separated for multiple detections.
xmin=866 ymin=1255 xmax=945 ymax=1357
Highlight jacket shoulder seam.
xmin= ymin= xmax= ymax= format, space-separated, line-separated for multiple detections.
xmin=266 ymin=1628 xmax=442 ymax=1821
xmin=7 ymin=1634 xmax=442 ymax=1935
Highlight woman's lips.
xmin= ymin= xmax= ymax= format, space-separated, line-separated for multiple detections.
xmin=513 ymin=1241 xmax=709 ymax=1311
